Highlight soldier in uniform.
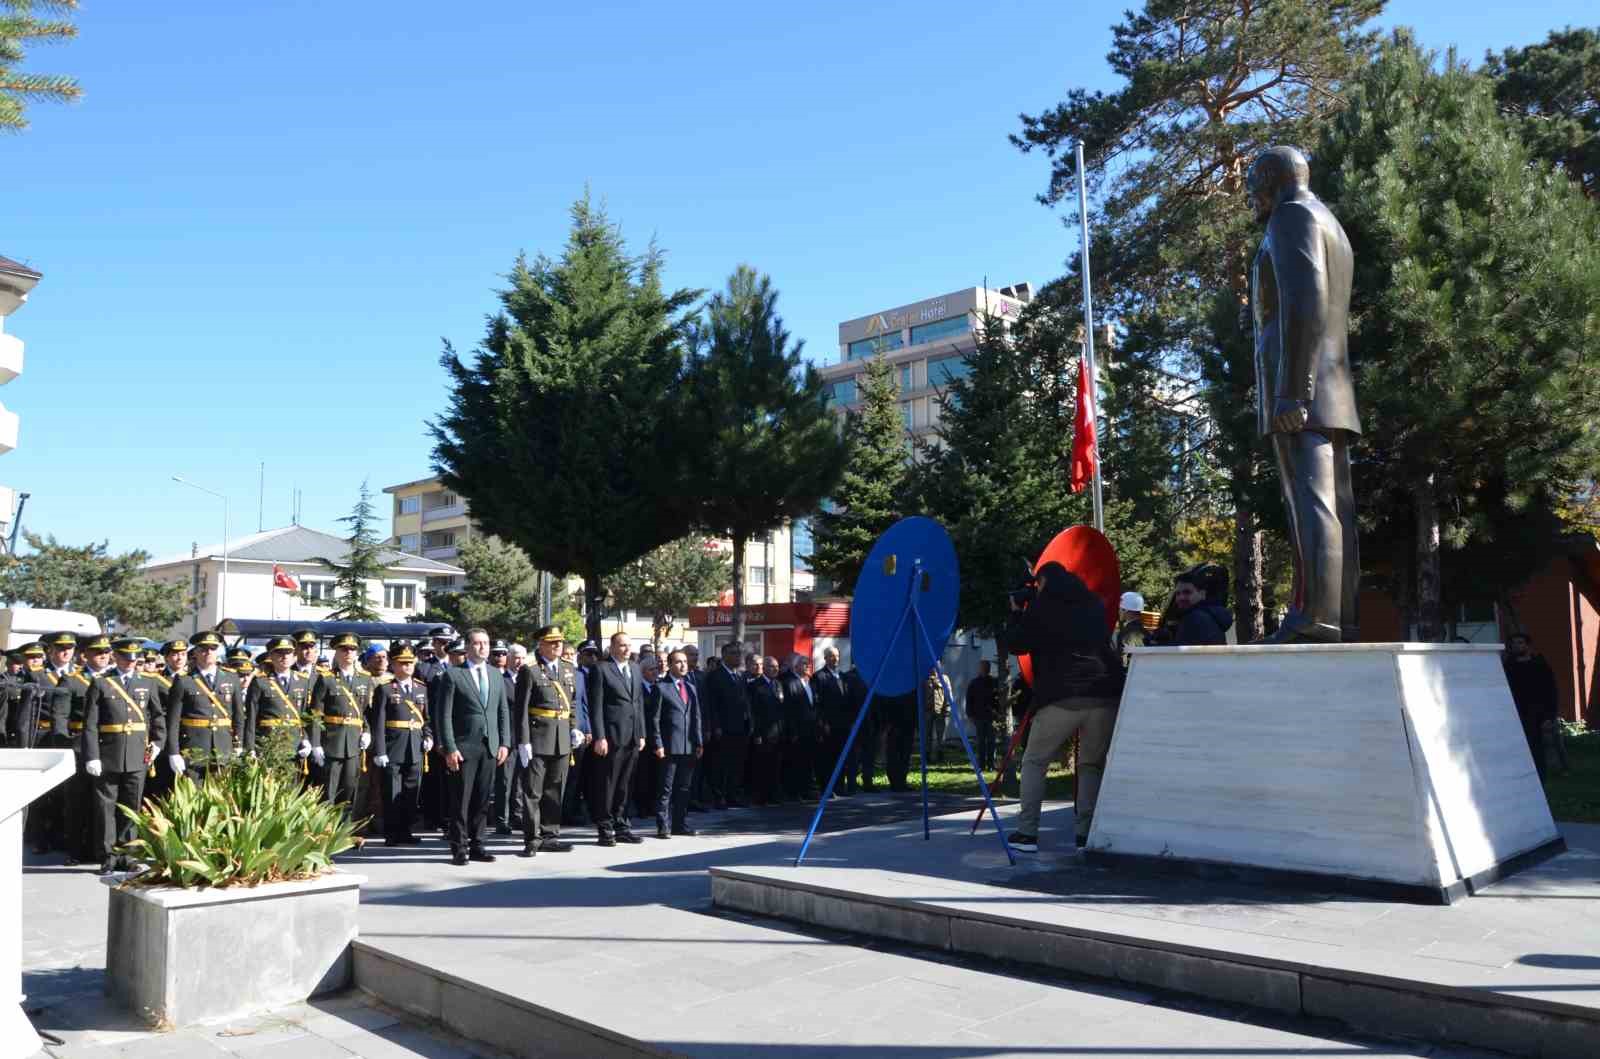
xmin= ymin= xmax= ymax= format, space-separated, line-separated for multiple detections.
xmin=142 ymin=639 xmax=186 ymax=802
xmin=289 ymin=628 xmax=319 ymax=681
xmin=64 ymin=634 xmax=114 ymax=862
xmin=243 ymin=636 xmax=312 ymax=763
xmin=368 ymin=643 xmax=429 ymax=845
xmin=309 ymin=631 xmax=373 ymax=816
xmin=165 ymin=630 xmax=244 ymax=781
xmin=83 ymin=637 xmax=167 ymax=873
xmin=26 ymin=633 xmax=78 ymax=853
xmin=513 ymin=625 xmax=578 ymax=857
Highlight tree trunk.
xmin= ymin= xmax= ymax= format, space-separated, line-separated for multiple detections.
xmin=1231 ymin=505 xmax=1264 ymax=642
xmin=584 ymin=570 xmax=603 ymax=646
xmin=1414 ymin=477 xmax=1443 ymax=642
xmin=730 ymin=532 xmax=747 ymax=651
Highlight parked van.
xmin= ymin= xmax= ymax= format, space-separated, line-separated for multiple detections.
xmin=0 ymin=607 xmax=101 ymax=649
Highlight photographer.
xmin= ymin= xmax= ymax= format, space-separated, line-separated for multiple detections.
xmin=1004 ymin=562 xmax=1123 ymax=853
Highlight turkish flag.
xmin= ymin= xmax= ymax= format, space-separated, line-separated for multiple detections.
xmin=273 ymin=564 xmax=299 ymax=591
xmin=1069 ymin=355 xmax=1098 ymax=493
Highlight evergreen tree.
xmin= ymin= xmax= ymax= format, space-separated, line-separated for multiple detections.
xmin=0 ymin=0 xmax=81 ymax=132
xmin=0 ymin=531 xmax=187 ymax=633
xmin=1315 ymin=32 xmax=1600 ymax=638
xmin=414 ymin=535 xmax=544 ymax=643
xmin=312 ymin=481 xmax=385 ymax=621
xmin=680 ymin=266 xmax=846 ymax=644
xmin=1012 ymin=0 xmax=1384 ymax=639
xmin=609 ymin=535 xmax=730 ymax=651
xmin=808 ymin=353 xmax=909 ymax=594
xmin=1486 ymin=27 xmax=1599 ymax=199
xmin=431 ymin=195 xmax=702 ymax=643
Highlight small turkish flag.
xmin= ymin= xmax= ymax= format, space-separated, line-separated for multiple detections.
xmin=273 ymin=564 xmax=299 ymax=591
xmin=1069 ymin=355 xmax=1098 ymax=494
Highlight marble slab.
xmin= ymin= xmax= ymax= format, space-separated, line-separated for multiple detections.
xmin=1086 ymin=644 xmax=1563 ymax=902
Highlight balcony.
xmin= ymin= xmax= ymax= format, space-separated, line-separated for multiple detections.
xmin=422 ymin=503 xmax=466 ymax=525
xmin=0 ymin=332 xmax=22 ymax=386
xmin=423 ymin=545 xmax=459 ymax=561
xmin=0 ymin=401 xmax=17 ymax=455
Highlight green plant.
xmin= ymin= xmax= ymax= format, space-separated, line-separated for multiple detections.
xmin=120 ymin=756 xmax=359 ymax=888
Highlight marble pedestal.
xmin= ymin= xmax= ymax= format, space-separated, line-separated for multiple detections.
xmin=1086 ymin=644 xmax=1564 ymax=904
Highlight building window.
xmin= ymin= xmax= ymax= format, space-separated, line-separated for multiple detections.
xmin=928 ymin=353 xmax=971 ymax=387
xmin=384 ymin=583 xmax=417 ymax=610
xmin=427 ymin=575 xmax=463 ymax=595
xmin=396 ymin=496 xmax=420 ymax=515
xmin=423 ymin=490 xmax=459 ymax=510
xmin=301 ymin=579 xmax=336 ymax=603
xmin=396 ymin=534 xmax=420 ymax=552
xmin=901 ymin=402 xmax=913 ymax=429
xmin=749 ymin=566 xmax=773 ymax=587
xmin=899 ymin=364 xmax=913 ymax=390
xmin=423 ymin=530 xmax=456 ymax=549
xmin=829 ymin=378 xmax=857 ymax=404
xmin=847 ymin=332 xmax=904 ymax=360
xmin=910 ymin=315 xmax=970 ymax=347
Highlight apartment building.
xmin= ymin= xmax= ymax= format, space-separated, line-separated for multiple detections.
xmin=385 ymin=476 xmax=473 ymax=595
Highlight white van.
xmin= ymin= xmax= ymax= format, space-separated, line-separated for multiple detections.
xmin=0 ymin=607 xmax=101 ymax=650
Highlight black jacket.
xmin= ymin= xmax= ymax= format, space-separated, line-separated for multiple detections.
xmin=1503 ymin=654 xmax=1559 ymax=725
xmin=648 ymin=675 xmax=702 ymax=755
xmin=779 ymin=670 xmax=817 ymax=736
xmin=590 ymin=657 xmax=645 ymax=744
xmin=749 ymin=675 xmax=785 ymax=742
xmin=1004 ymin=593 xmax=1121 ymax=706
xmin=813 ymin=665 xmax=850 ymax=728
xmin=1176 ymin=601 xmax=1233 ymax=646
xmin=702 ymin=664 xmax=751 ymax=737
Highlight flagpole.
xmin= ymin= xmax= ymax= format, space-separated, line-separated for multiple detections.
xmin=1076 ymin=140 xmax=1104 ymax=533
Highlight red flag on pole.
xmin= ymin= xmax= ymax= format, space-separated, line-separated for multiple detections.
xmin=273 ymin=564 xmax=299 ymax=591
xmin=1069 ymin=355 xmax=1098 ymax=493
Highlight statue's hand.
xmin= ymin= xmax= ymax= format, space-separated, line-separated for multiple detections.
xmin=1271 ymin=398 xmax=1310 ymax=434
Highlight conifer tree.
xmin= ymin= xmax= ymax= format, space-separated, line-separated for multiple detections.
xmin=313 ymin=481 xmax=385 ymax=621
xmin=0 ymin=0 xmax=81 ymax=132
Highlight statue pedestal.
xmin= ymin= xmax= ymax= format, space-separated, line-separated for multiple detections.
xmin=0 ymin=749 xmax=75 ymax=1056
xmin=1086 ymin=644 xmax=1564 ymax=904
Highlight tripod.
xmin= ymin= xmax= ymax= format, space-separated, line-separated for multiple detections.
xmin=795 ymin=558 xmax=1014 ymax=867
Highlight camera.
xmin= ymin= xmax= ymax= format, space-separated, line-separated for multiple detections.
xmin=1007 ymin=561 xmax=1039 ymax=609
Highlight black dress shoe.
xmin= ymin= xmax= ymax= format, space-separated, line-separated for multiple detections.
xmin=518 ymin=843 xmax=537 ymax=858
xmin=495 ymin=825 xmax=513 ymax=836
xmin=672 ymin=826 xmax=698 ymax=836
xmin=616 ymin=831 xmax=644 ymax=844
xmin=538 ymin=839 xmax=573 ymax=852
xmin=451 ymin=850 xmax=469 ymax=866
xmin=655 ymin=825 xmax=671 ymax=839
xmin=469 ymin=848 xmax=496 ymax=863
xmin=597 ymin=833 xmax=617 ymax=847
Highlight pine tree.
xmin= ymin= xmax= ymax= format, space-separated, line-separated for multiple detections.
xmin=431 ymin=195 xmax=702 ymax=643
xmin=313 ymin=481 xmax=385 ymax=622
xmin=680 ymin=266 xmax=846 ymax=644
xmin=1 ymin=0 xmax=81 ymax=132
xmin=0 ymin=532 xmax=187 ymax=633
xmin=1012 ymin=0 xmax=1384 ymax=639
xmin=1315 ymin=32 xmax=1600 ymax=638
xmin=808 ymin=353 xmax=909 ymax=594
xmin=1486 ymin=27 xmax=1599 ymax=199
xmin=609 ymin=535 xmax=730 ymax=651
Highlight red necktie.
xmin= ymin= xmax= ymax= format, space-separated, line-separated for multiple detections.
xmin=676 ymin=679 xmax=686 ymax=701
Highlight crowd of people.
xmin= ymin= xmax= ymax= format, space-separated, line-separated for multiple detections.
xmin=0 ymin=621 xmax=1016 ymax=871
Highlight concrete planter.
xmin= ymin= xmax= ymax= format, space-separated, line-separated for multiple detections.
xmin=104 ymin=871 xmax=364 ymax=1028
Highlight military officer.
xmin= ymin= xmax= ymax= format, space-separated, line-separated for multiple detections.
xmin=244 ymin=636 xmax=312 ymax=761
xmin=369 ymin=643 xmax=429 ymax=845
xmin=224 ymin=646 xmax=257 ymax=692
xmin=310 ymin=631 xmax=373 ymax=815
xmin=512 ymin=626 xmax=579 ymax=857
xmin=83 ymin=638 xmax=167 ymax=873
xmin=165 ymin=630 xmax=244 ymax=781
xmin=63 ymin=634 xmax=115 ymax=861
xmin=24 ymin=632 xmax=78 ymax=853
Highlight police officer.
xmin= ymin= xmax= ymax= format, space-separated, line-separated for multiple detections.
xmin=166 ymin=630 xmax=243 ymax=781
xmin=83 ymin=637 xmax=167 ymax=873
xmin=310 ymin=631 xmax=373 ymax=816
xmin=513 ymin=625 xmax=578 ymax=857
xmin=244 ymin=636 xmax=312 ymax=762
xmin=369 ymin=643 xmax=428 ymax=845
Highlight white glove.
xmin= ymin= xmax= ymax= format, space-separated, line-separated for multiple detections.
xmin=149 ymin=745 xmax=161 ymax=759
xmin=312 ymin=746 xmax=326 ymax=766
xmin=374 ymin=754 xmax=390 ymax=768
xmin=359 ymin=731 xmax=372 ymax=751
xmin=571 ymin=729 xmax=587 ymax=748
xmin=422 ymin=735 xmax=434 ymax=753
xmin=85 ymin=759 xmax=103 ymax=777
xmin=296 ymin=739 xmax=311 ymax=759
xmin=168 ymin=755 xmax=186 ymax=775
xmin=518 ymin=743 xmax=532 ymax=767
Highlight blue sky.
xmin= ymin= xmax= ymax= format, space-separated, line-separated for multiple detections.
xmin=2 ymin=1 xmax=1592 ymax=559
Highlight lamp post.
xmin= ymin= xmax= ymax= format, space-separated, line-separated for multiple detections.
xmin=173 ymin=476 xmax=229 ymax=626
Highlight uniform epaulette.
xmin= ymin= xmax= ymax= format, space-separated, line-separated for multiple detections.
xmin=70 ymin=671 xmax=91 ymax=686
xmin=315 ymin=666 xmax=334 ymax=676
xmin=149 ymin=672 xmax=172 ymax=688
xmin=373 ymin=673 xmax=393 ymax=686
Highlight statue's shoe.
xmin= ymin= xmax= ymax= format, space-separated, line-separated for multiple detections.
xmin=1253 ymin=621 xmax=1341 ymax=645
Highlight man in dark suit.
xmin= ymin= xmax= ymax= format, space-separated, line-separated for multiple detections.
xmin=432 ymin=627 xmax=511 ymax=866
xmin=701 ymin=642 xmax=751 ymax=809
xmin=561 ymin=640 xmax=599 ymax=827
xmin=648 ymin=649 xmax=703 ymax=838
xmin=749 ymin=656 xmax=786 ymax=806
xmin=813 ymin=647 xmax=857 ymax=795
xmin=586 ymin=632 xmax=646 ymax=846
xmin=779 ymin=654 xmax=819 ymax=799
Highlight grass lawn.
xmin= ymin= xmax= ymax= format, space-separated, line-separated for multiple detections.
xmin=1544 ymin=726 xmax=1600 ymax=824
xmin=909 ymin=725 xmax=1600 ymax=824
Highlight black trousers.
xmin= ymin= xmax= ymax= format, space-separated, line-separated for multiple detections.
xmin=821 ymin=724 xmax=859 ymax=792
xmin=692 ymin=736 xmax=716 ymax=803
xmin=380 ymin=759 xmax=421 ymax=841
xmin=446 ymin=744 xmax=495 ymax=852
xmin=656 ymin=753 xmax=696 ymax=831
xmin=520 ymin=753 xmax=569 ymax=841
xmin=67 ymin=757 xmax=96 ymax=860
xmin=491 ymin=754 xmax=520 ymax=830
xmin=783 ymin=732 xmax=818 ymax=796
xmin=751 ymin=739 xmax=784 ymax=804
xmin=420 ymin=749 xmax=445 ymax=829
xmin=587 ymin=738 xmax=640 ymax=837
xmin=92 ymin=768 xmax=145 ymax=864
xmin=633 ymin=749 xmax=659 ymax=817
xmin=973 ymin=722 xmax=997 ymax=771
xmin=885 ymin=722 xmax=914 ymax=789
xmin=562 ymin=743 xmax=589 ymax=823
xmin=324 ymin=755 xmax=360 ymax=816
xmin=713 ymin=734 xmax=748 ymax=804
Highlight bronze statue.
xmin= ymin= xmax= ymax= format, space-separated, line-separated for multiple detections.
xmin=1246 ymin=146 xmax=1361 ymax=643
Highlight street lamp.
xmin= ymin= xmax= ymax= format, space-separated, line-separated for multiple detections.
xmin=173 ymin=476 xmax=229 ymax=625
